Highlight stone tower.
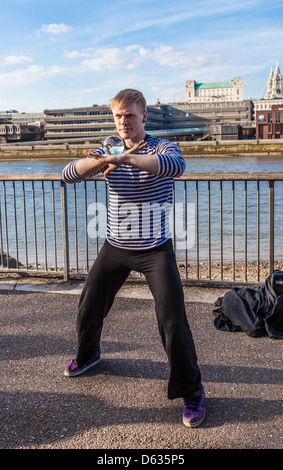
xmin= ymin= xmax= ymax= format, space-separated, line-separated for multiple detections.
xmin=265 ymin=63 xmax=283 ymax=99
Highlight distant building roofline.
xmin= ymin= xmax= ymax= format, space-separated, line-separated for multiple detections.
xmin=195 ymin=81 xmax=234 ymax=89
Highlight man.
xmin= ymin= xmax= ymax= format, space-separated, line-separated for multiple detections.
xmin=61 ymin=88 xmax=206 ymax=427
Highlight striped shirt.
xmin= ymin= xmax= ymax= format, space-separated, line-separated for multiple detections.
xmin=61 ymin=134 xmax=185 ymax=250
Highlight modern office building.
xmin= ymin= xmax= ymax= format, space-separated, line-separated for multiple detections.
xmin=164 ymin=99 xmax=253 ymax=139
xmin=0 ymin=122 xmax=21 ymax=143
xmin=44 ymin=96 xmax=252 ymax=142
xmin=44 ymin=104 xmax=179 ymax=141
xmin=0 ymin=110 xmax=45 ymax=125
xmin=0 ymin=110 xmax=45 ymax=142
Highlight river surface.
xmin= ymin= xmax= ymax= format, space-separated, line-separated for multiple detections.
xmin=0 ymin=153 xmax=283 ymax=173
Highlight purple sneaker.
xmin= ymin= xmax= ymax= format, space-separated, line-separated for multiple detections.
xmin=64 ymin=350 xmax=101 ymax=377
xmin=183 ymin=385 xmax=206 ymax=428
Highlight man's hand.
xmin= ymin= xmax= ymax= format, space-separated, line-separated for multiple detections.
xmin=85 ymin=140 xmax=148 ymax=176
xmin=83 ymin=148 xmax=120 ymax=175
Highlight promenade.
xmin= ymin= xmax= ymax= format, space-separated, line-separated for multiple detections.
xmin=0 ymin=276 xmax=282 ymax=451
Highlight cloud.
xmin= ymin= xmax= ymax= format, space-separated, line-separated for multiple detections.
xmin=0 ymin=64 xmax=66 ymax=86
xmin=2 ymin=55 xmax=33 ymax=65
xmin=80 ymin=45 xmax=144 ymax=71
xmin=63 ymin=48 xmax=94 ymax=59
xmin=41 ymin=23 xmax=73 ymax=34
xmin=150 ymin=46 xmax=222 ymax=69
xmin=69 ymin=44 xmax=222 ymax=72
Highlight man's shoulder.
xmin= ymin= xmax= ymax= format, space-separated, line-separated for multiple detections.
xmin=147 ymin=135 xmax=182 ymax=155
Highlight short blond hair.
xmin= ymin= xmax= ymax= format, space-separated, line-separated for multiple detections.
xmin=110 ymin=88 xmax=147 ymax=112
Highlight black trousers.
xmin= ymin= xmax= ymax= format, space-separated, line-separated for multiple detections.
xmin=76 ymin=239 xmax=202 ymax=399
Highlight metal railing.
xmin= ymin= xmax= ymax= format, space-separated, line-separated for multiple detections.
xmin=0 ymin=172 xmax=283 ymax=285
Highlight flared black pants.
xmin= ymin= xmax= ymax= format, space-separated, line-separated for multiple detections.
xmin=75 ymin=239 xmax=202 ymax=399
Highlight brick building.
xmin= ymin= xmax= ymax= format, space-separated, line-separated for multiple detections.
xmin=256 ymin=104 xmax=283 ymax=139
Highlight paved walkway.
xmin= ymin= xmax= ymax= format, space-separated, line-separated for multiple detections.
xmin=0 ymin=279 xmax=282 ymax=450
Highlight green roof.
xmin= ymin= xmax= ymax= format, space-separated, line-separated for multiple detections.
xmin=195 ymin=81 xmax=234 ymax=89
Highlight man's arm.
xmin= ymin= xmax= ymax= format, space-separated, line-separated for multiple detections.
xmin=86 ymin=140 xmax=152 ymax=176
xmin=61 ymin=148 xmax=108 ymax=183
xmin=103 ymin=151 xmax=159 ymax=176
xmin=75 ymin=153 xmax=107 ymax=179
xmin=101 ymin=139 xmax=185 ymax=177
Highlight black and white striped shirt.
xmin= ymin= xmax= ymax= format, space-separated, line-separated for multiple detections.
xmin=61 ymin=134 xmax=185 ymax=250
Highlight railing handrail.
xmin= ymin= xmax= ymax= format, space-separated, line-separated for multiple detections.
xmin=0 ymin=171 xmax=283 ymax=181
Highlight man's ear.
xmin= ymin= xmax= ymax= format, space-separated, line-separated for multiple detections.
xmin=143 ymin=111 xmax=147 ymax=123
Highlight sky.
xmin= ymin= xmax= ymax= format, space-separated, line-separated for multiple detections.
xmin=0 ymin=0 xmax=283 ymax=113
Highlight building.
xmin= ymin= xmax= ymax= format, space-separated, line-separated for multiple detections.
xmin=253 ymin=63 xmax=283 ymax=116
xmin=256 ymin=104 xmax=283 ymax=140
xmin=160 ymin=99 xmax=254 ymax=140
xmin=0 ymin=110 xmax=45 ymax=125
xmin=0 ymin=122 xmax=21 ymax=143
xmin=44 ymin=104 xmax=174 ymax=141
xmin=185 ymin=78 xmax=243 ymax=103
xmin=264 ymin=63 xmax=283 ymax=99
xmin=44 ymin=97 xmax=253 ymax=143
xmin=0 ymin=110 xmax=45 ymax=142
xmin=44 ymin=105 xmax=116 ymax=141
xmin=30 ymin=67 xmax=283 ymax=142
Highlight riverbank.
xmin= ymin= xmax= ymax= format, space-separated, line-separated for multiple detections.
xmin=181 ymin=143 xmax=283 ymax=157
xmin=1 ymin=259 xmax=282 ymax=286
xmin=0 ymin=142 xmax=283 ymax=160
xmin=179 ymin=260 xmax=283 ymax=284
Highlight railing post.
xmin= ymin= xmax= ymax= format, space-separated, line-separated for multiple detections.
xmin=61 ymin=181 xmax=70 ymax=281
xmin=269 ymin=180 xmax=275 ymax=275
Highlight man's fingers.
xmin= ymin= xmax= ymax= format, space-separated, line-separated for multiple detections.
xmin=104 ymin=163 xmax=120 ymax=176
xmin=125 ymin=140 xmax=147 ymax=154
xmin=106 ymin=145 xmax=114 ymax=155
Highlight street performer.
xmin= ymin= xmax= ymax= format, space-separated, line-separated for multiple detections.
xmin=61 ymin=88 xmax=206 ymax=427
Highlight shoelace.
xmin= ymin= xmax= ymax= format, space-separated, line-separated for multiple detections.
xmin=184 ymin=395 xmax=200 ymax=411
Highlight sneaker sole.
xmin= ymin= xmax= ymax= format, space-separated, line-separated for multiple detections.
xmin=183 ymin=412 xmax=206 ymax=428
xmin=64 ymin=357 xmax=101 ymax=377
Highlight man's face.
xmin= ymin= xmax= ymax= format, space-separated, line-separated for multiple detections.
xmin=112 ymin=102 xmax=147 ymax=143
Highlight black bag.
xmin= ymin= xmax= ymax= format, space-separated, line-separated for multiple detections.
xmin=271 ymin=271 xmax=283 ymax=296
xmin=212 ymin=271 xmax=283 ymax=339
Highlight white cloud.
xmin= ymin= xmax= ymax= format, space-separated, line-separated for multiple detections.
xmin=81 ymin=45 xmax=144 ymax=71
xmin=63 ymin=48 xmax=94 ymax=59
xmin=2 ymin=55 xmax=33 ymax=65
xmin=150 ymin=46 xmax=222 ymax=69
xmin=41 ymin=23 xmax=73 ymax=34
xmin=76 ymin=44 xmax=222 ymax=72
xmin=0 ymin=64 xmax=66 ymax=86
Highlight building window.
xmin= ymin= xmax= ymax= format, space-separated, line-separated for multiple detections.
xmin=268 ymin=124 xmax=273 ymax=133
xmin=276 ymin=113 xmax=281 ymax=122
xmin=268 ymin=113 xmax=273 ymax=122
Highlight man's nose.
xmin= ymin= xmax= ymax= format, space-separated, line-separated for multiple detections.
xmin=120 ymin=115 xmax=128 ymax=124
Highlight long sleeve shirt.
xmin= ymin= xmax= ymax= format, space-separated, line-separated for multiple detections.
xmin=61 ymin=134 xmax=185 ymax=250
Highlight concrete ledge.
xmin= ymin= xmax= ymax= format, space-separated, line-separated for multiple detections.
xmin=0 ymin=280 xmax=229 ymax=304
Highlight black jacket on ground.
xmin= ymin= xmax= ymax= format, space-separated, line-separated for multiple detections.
xmin=213 ymin=271 xmax=283 ymax=339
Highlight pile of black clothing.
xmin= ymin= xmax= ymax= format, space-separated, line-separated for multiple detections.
xmin=213 ymin=271 xmax=283 ymax=339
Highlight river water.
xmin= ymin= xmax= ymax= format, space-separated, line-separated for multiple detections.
xmin=0 ymin=154 xmax=282 ymax=269
xmin=0 ymin=153 xmax=283 ymax=173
